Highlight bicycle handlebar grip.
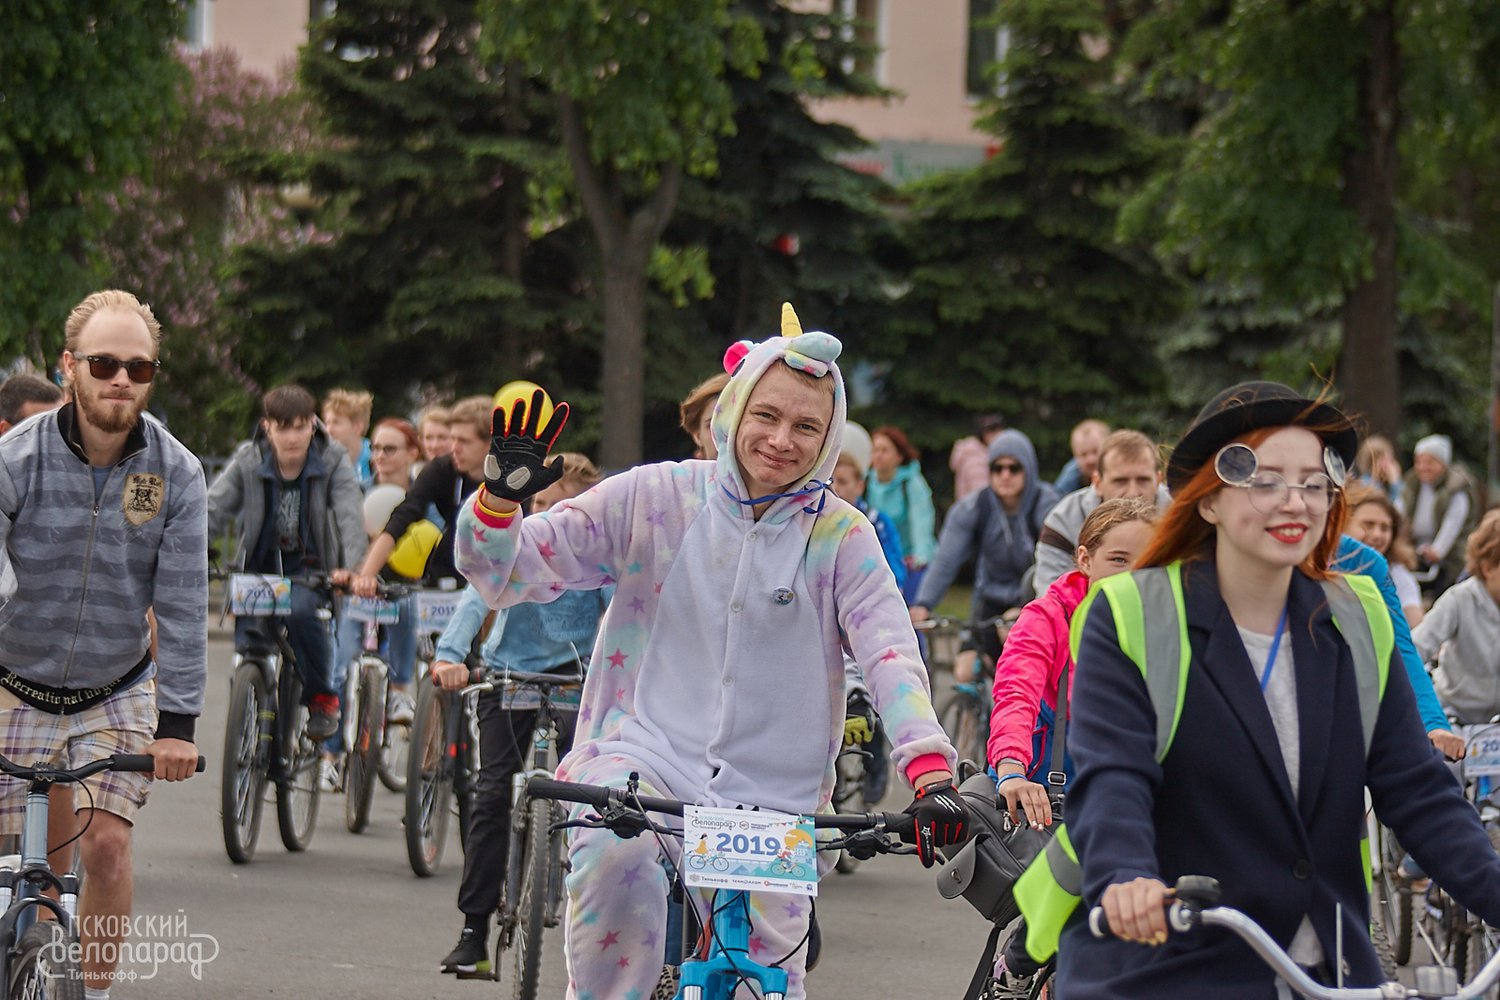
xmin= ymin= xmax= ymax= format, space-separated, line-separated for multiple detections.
xmin=1088 ymin=905 xmax=1111 ymax=939
xmin=112 ymin=755 xmax=156 ymax=772
xmin=468 ymin=667 xmax=487 ymax=685
xmin=526 ymin=776 xmax=610 ymax=811
xmin=196 ymin=755 xmax=207 ymax=772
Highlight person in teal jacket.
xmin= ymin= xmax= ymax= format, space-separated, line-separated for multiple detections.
xmin=865 ymin=424 xmax=937 ymax=604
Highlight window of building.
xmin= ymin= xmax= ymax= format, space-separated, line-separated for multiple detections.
xmin=966 ymin=0 xmax=1010 ymax=99
xmin=183 ymin=0 xmax=212 ymax=51
xmin=838 ymin=0 xmax=885 ymax=82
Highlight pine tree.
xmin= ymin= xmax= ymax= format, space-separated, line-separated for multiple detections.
xmin=890 ymin=0 xmax=1179 ymax=470
xmin=224 ymin=0 xmax=591 ymax=422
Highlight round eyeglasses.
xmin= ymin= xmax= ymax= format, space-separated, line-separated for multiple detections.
xmin=1213 ymin=443 xmax=1340 ymax=515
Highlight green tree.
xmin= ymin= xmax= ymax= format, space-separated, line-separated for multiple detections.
xmin=224 ymin=0 xmax=592 ymax=430
xmin=479 ymin=0 xmax=766 ymax=467
xmin=645 ymin=0 xmax=898 ymax=452
xmin=1119 ymin=0 xmax=1500 ymax=440
xmin=0 ymin=0 xmax=188 ymax=362
xmin=890 ymin=0 xmax=1179 ymax=470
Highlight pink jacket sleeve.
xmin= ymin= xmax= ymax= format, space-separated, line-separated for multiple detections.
xmin=986 ymin=597 xmax=1069 ymax=770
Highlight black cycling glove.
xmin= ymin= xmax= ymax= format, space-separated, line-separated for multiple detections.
xmin=903 ymin=778 xmax=967 ymax=868
xmin=482 ymin=389 xmax=570 ymax=504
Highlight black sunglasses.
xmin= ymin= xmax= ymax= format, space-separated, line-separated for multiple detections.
xmin=990 ymin=461 xmax=1023 ymax=475
xmin=84 ymin=355 xmax=161 ymax=385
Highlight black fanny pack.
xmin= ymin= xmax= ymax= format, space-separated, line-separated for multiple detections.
xmin=0 ymin=652 xmax=152 ymax=715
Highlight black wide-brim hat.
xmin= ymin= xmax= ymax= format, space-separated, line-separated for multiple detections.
xmin=1166 ymin=381 xmax=1358 ymax=492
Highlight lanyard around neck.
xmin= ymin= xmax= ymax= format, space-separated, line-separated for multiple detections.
xmin=1258 ymin=605 xmax=1290 ymax=692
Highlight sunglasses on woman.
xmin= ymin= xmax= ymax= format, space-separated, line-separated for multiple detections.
xmin=82 ymin=355 xmax=161 ymax=385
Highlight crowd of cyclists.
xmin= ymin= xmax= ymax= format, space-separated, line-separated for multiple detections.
xmin=5 ymin=289 xmax=1500 ymax=999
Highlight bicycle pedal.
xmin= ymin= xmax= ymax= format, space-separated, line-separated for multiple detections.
xmin=453 ymin=967 xmax=495 ymax=981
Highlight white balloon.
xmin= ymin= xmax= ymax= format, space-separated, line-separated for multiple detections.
xmin=363 ymin=483 xmax=406 ymax=538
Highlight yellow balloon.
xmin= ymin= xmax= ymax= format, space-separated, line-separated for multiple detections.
xmin=387 ymin=519 xmax=441 ymax=580
xmin=493 ymin=380 xmax=555 ymax=430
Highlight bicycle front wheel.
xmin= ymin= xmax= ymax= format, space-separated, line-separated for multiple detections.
xmin=937 ymin=688 xmax=988 ymax=771
xmin=405 ymin=680 xmax=453 ymax=877
xmin=344 ymin=661 xmax=384 ymax=834
xmin=275 ymin=674 xmax=322 ymax=852
xmin=505 ymin=797 xmax=551 ymax=1000
xmin=1373 ymin=827 xmax=1412 ymax=969
xmin=221 ymin=661 xmax=271 ymax=864
xmin=10 ymin=921 xmax=83 ymax=1000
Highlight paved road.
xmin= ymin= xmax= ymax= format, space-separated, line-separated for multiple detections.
xmin=120 ymin=634 xmax=993 ymax=998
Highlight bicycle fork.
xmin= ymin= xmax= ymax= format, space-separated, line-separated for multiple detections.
xmin=678 ymin=891 xmax=788 ymax=999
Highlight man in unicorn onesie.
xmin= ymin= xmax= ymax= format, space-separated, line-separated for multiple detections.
xmin=456 ymin=305 xmax=967 ymax=999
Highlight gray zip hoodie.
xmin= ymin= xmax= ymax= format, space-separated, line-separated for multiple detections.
xmin=0 ymin=404 xmax=208 ymax=740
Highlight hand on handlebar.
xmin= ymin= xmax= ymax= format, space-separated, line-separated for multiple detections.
xmin=349 ymin=573 xmax=380 ymax=599
xmin=1430 ymin=729 xmax=1467 ymax=761
xmin=430 ymin=660 xmax=470 ymax=691
xmin=1099 ymin=877 xmax=1171 ymax=946
xmin=145 ymin=737 xmax=200 ymax=782
xmin=909 ymin=606 xmax=930 ymax=625
xmin=903 ymin=776 xmax=967 ymax=868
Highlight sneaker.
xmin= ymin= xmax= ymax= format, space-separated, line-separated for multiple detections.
xmin=318 ymin=756 xmax=342 ymax=793
xmin=984 ymin=973 xmax=1035 ymax=1000
xmin=440 ymin=927 xmax=490 ymax=977
xmin=306 ymin=694 xmax=340 ymax=742
xmin=387 ymin=688 xmax=415 ymax=726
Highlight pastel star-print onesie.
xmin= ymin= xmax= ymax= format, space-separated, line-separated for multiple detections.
xmin=457 ymin=331 xmax=955 ymax=999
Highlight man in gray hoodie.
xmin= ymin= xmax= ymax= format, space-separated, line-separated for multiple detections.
xmin=0 ymin=290 xmax=207 ymax=998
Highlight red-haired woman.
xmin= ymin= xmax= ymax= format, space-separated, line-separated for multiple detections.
xmin=1057 ymin=382 xmax=1500 ymax=997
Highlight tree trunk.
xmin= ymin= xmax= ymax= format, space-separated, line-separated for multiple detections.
xmin=1338 ymin=2 xmax=1400 ymax=438
xmin=600 ymin=260 xmax=649 ymax=467
xmin=556 ymin=96 xmax=683 ymax=469
xmin=498 ymin=63 xmax=529 ymax=369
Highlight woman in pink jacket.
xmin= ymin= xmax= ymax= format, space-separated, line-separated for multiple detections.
xmin=987 ymin=497 xmax=1158 ymax=825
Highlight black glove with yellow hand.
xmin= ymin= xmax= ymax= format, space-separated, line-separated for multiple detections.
xmin=483 ymin=389 xmax=570 ymax=504
xmin=843 ymin=690 xmax=876 ymax=749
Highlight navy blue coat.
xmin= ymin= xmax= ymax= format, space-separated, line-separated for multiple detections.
xmin=1056 ymin=560 xmax=1500 ymax=998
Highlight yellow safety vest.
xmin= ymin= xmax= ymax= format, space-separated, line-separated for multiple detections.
xmin=1012 ymin=563 xmax=1392 ymax=964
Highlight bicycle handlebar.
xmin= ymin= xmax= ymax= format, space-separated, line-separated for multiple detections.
xmin=1087 ymin=875 xmax=1500 ymax=999
xmin=912 ymin=613 xmax=1010 ymax=633
xmin=526 ymin=775 xmax=917 ymax=839
xmin=0 ymin=753 xmax=206 ymax=781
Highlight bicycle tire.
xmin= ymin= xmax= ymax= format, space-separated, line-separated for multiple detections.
xmin=507 ymin=796 xmax=550 ymax=1000
xmin=1467 ymin=916 xmax=1499 ymax=995
xmin=405 ymin=680 xmax=453 ymax=877
xmin=377 ymin=718 xmax=411 ymax=793
xmin=937 ymin=688 xmax=988 ymax=771
xmin=275 ymin=672 xmax=321 ymax=852
xmin=9 ymin=920 xmax=84 ymax=1000
xmin=1374 ymin=828 xmax=1412 ymax=967
xmin=344 ymin=662 xmax=384 ymax=834
xmin=220 ymin=661 xmax=270 ymax=864
xmin=544 ymin=802 xmax=567 ymax=929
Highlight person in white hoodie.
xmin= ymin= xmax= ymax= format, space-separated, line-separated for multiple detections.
xmin=455 ymin=306 xmax=965 ymax=999
xmin=1412 ymin=508 xmax=1500 ymax=725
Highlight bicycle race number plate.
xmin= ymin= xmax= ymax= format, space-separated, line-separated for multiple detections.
xmin=416 ymin=590 xmax=464 ymax=634
xmin=346 ymin=596 xmax=401 ymax=625
xmin=681 ymin=805 xmax=818 ymax=897
xmin=228 ymin=574 xmax=293 ymax=617
xmin=1459 ymin=724 xmax=1500 ymax=777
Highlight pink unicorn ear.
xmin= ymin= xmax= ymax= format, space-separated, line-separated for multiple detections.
xmin=723 ymin=340 xmax=753 ymax=375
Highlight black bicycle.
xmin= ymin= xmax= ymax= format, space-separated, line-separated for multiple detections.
xmin=219 ymin=572 xmax=334 ymax=864
xmin=405 ymin=662 xmax=479 ymax=877
xmin=484 ymin=665 xmax=583 ymax=998
xmin=0 ymin=750 xmax=204 ymax=1000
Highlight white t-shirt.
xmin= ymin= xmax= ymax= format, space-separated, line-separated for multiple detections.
xmin=1239 ymin=624 xmax=1323 ymax=967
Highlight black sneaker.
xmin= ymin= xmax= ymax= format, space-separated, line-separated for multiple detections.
xmin=305 ymin=694 xmax=340 ymax=742
xmin=440 ymin=927 xmax=490 ymax=978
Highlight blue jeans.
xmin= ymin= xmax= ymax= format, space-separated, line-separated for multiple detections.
xmin=235 ymin=583 xmax=336 ymax=703
xmin=378 ymin=593 xmax=417 ymax=687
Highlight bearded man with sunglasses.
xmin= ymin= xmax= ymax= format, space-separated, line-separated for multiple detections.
xmin=0 ymin=290 xmax=206 ymax=999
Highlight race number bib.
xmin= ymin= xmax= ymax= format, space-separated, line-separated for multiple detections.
xmin=1460 ymin=724 xmax=1500 ymax=778
xmin=229 ymin=574 xmax=292 ymax=617
xmin=346 ymin=596 xmax=401 ymax=625
xmin=681 ymin=805 xmax=818 ymax=897
xmin=416 ymin=589 xmax=465 ymax=634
